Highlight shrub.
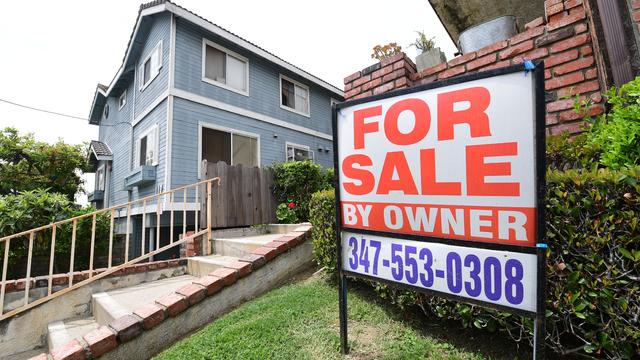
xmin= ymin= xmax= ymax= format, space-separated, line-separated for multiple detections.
xmin=584 ymin=77 xmax=640 ymax=170
xmin=311 ymin=168 xmax=639 ymax=358
xmin=308 ymin=189 xmax=337 ymax=273
xmin=271 ymin=161 xmax=332 ymax=222
xmin=276 ymin=202 xmax=299 ymax=224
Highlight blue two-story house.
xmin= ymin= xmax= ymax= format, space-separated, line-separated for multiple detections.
xmin=87 ymin=0 xmax=342 ymax=207
xmin=87 ymin=0 xmax=342 ymax=257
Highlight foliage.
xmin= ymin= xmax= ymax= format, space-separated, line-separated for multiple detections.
xmin=308 ymin=189 xmax=337 ymax=273
xmin=546 ymin=131 xmax=599 ymax=171
xmin=583 ymin=79 xmax=640 ymax=170
xmin=271 ymin=161 xmax=332 ymax=222
xmin=410 ymin=31 xmax=436 ymax=53
xmin=0 ymin=189 xmax=110 ymax=278
xmin=371 ymin=43 xmax=402 ymax=61
xmin=0 ymin=127 xmax=89 ymax=200
xmin=156 ymin=275 xmax=484 ymax=360
xmin=275 ymin=202 xmax=299 ymax=224
xmin=311 ymin=168 xmax=640 ymax=358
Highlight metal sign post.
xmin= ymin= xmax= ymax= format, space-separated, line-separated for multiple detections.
xmin=332 ymin=63 xmax=547 ymax=358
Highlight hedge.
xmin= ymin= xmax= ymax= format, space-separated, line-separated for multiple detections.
xmin=309 ymin=167 xmax=639 ymax=359
xmin=271 ymin=161 xmax=332 ymax=223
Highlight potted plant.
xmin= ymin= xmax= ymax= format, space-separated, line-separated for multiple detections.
xmin=411 ymin=31 xmax=446 ymax=72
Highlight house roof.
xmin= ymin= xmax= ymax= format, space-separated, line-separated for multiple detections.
xmin=89 ymin=0 xmax=343 ymax=124
xmin=88 ymin=140 xmax=113 ymax=169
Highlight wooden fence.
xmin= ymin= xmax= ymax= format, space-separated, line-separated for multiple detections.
xmin=200 ymin=160 xmax=277 ymax=228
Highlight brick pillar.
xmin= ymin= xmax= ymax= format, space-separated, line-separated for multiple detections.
xmin=344 ymin=53 xmax=416 ymax=101
xmin=179 ymin=231 xmax=201 ymax=257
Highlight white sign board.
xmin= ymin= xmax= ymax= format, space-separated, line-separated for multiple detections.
xmin=341 ymin=231 xmax=538 ymax=312
xmin=336 ymin=71 xmax=538 ymax=247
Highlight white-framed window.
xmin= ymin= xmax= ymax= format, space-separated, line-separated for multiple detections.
xmin=202 ymin=39 xmax=249 ymax=95
xmin=118 ymin=90 xmax=127 ymax=110
xmin=135 ymin=125 xmax=159 ymax=167
xmin=280 ymin=75 xmax=310 ymax=116
xmin=96 ymin=165 xmax=106 ymax=191
xmin=286 ymin=142 xmax=314 ymax=162
xmin=198 ymin=123 xmax=259 ymax=177
xmin=139 ymin=41 xmax=163 ymax=91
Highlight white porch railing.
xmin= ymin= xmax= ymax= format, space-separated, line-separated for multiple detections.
xmin=0 ymin=177 xmax=220 ymax=321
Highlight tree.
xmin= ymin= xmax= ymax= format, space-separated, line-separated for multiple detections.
xmin=0 ymin=127 xmax=88 ymax=200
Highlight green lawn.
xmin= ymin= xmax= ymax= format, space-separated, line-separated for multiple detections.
xmin=154 ymin=274 xmax=486 ymax=360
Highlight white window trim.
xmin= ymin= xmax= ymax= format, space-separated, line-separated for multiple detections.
xmin=118 ymin=90 xmax=127 ymax=110
xmin=201 ymin=38 xmax=250 ymax=96
xmin=197 ymin=122 xmax=260 ymax=178
xmin=285 ymin=142 xmax=314 ymax=162
xmin=139 ymin=40 xmax=163 ymax=92
xmin=96 ymin=164 xmax=106 ymax=191
xmin=279 ymin=74 xmax=311 ymax=117
xmin=135 ymin=124 xmax=160 ymax=167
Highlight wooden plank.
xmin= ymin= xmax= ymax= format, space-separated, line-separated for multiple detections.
xmin=199 ymin=160 xmax=208 ymax=229
xmin=252 ymin=166 xmax=262 ymax=224
xmin=242 ymin=165 xmax=253 ymax=226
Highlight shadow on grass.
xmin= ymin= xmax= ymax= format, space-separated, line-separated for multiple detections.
xmin=339 ymin=277 xmax=583 ymax=360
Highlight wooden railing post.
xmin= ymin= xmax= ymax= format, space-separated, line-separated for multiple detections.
xmin=0 ymin=238 xmax=10 ymax=315
xmin=48 ymin=225 xmax=56 ymax=296
xmin=69 ymin=220 xmax=77 ymax=286
xmin=24 ymin=233 xmax=35 ymax=305
xmin=89 ymin=214 xmax=96 ymax=278
xmin=207 ymin=181 xmax=212 ymax=255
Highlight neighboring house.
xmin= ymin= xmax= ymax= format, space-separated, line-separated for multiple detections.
xmin=86 ymin=0 xmax=343 ymax=258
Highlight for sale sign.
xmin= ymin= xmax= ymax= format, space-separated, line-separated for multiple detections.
xmin=337 ymin=71 xmax=539 ymax=247
xmin=333 ymin=65 xmax=546 ymax=323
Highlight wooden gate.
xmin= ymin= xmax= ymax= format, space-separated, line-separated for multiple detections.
xmin=200 ymin=160 xmax=277 ymax=228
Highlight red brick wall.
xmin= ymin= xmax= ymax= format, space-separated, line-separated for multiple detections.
xmin=343 ymin=0 xmax=605 ymax=135
xmin=630 ymin=0 xmax=640 ymax=29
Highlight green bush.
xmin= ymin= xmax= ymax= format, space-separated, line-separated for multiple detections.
xmin=308 ymin=189 xmax=337 ymax=273
xmin=584 ymin=77 xmax=640 ymax=170
xmin=271 ymin=161 xmax=332 ymax=222
xmin=0 ymin=189 xmax=110 ymax=278
xmin=311 ymin=168 xmax=639 ymax=358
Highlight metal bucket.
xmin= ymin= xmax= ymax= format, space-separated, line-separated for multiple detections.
xmin=458 ymin=16 xmax=517 ymax=54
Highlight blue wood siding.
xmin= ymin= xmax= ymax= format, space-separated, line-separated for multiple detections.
xmin=173 ymin=18 xmax=336 ymax=137
xmin=131 ymin=99 xmax=168 ymax=199
xmin=134 ymin=12 xmax=171 ymax=118
xmin=171 ymin=97 xmax=333 ymax=188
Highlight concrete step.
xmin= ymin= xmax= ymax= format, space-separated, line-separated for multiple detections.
xmin=213 ymin=233 xmax=283 ymax=257
xmin=92 ymin=274 xmax=197 ymax=325
xmin=47 ymin=317 xmax=99 ymax=352
xmin=187 ymin=254 xmax=237 ymax=277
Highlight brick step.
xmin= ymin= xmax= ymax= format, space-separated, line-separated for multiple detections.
xmin=212 ymin=233 xmax=285 ymax=258
xmin=187 ymin=254 xmax=238 ymax=277
xmin=91 ymin=275 xmax=197 ymax=325
xmin=47 ymin=317 xmax=99 ymax=352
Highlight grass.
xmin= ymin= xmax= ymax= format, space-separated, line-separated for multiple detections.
xmin=154 ymin=274 xmax=486 ymax=360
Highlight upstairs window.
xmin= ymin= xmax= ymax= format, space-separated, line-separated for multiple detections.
xmin=202 ymin=40 xmax=249 ymax=94
xmin=139 ymin=41 xmax=162 ymax=91
xmin=286 ymin=143 xmax=313 ymax=162
xmin=136 ymin=125 xmax=159 ymax=166
xmin=118 ymin=90 xmax=127 ymax=110
xmin=280 ymin=75 xmax=310 ymax=116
